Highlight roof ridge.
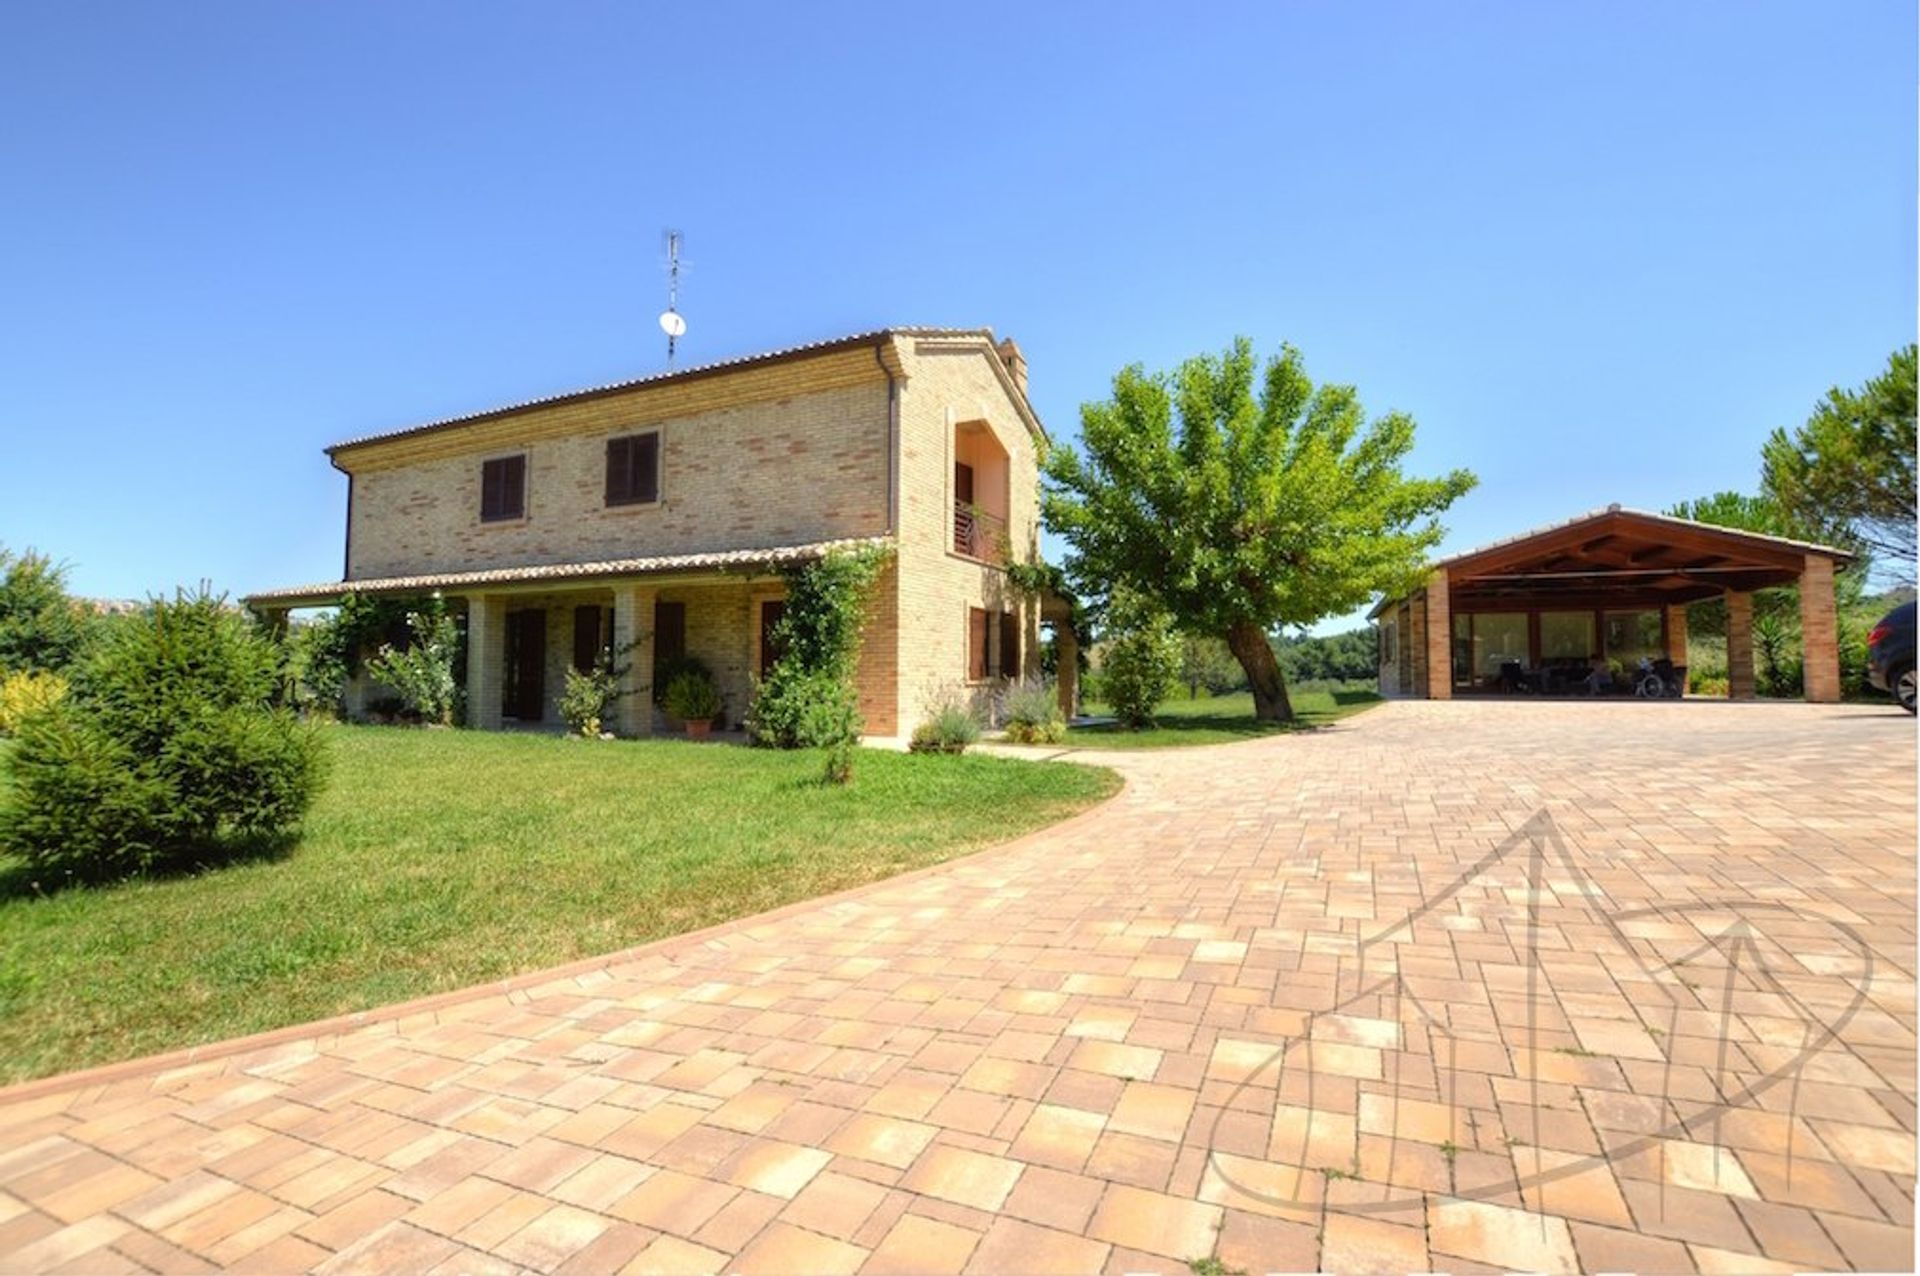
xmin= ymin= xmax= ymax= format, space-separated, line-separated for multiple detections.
xmin=326 ymin=327 xmax=1001 ymax=456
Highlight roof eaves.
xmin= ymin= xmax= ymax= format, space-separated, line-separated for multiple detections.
xmin=243 ymin=536 xmax=894 ymax=607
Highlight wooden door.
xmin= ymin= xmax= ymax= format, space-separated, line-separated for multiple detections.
xmin=572 ymin=605 xmax=602 ymax=673
xmin=505 ymin=608 xmax=546 ymax=720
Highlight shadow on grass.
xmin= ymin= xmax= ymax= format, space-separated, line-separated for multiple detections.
xmin=0 ymin=829 xmax=299 ymax=902
xmin=1068 ymin=690 xmax=1384 ymax=746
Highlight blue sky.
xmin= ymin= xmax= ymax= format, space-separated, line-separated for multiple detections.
xmin=2 ymin=3 xmax=1913 ymax=631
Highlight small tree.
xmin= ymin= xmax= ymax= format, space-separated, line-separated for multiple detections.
xmin=559 ymin=639 xmax=645 ymax=737
xmin=365 ymin=601 xmax=462 ymax=726
xmin=0 ymin=547 xmax=91 ymax=676
xmin=1177 ymin=637 xmax=1241 ymax=699
xmin=1045 ymin=339 xmax=1475 ymax=721
xmin=1 ymin=589 xmax=327 ymax=885
xmin=1098 ymin=592 xmax=1180 ymax=728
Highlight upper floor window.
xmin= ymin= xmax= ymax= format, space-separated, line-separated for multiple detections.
xmin=480 ymin=454 xmax=526 ymax=522
xmin=606 ymin=432 xmax=660 ymax=506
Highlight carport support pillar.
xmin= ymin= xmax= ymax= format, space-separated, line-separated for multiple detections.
xmin=1664 ymin=605 xmax=1688 ymax=666
xmin=1726 ymin=589 xmax=1756 ymax=701
xmin=1799 ymin=553 xmax=1841 ymax=703
xmin=1056 ymin=627 xmax=1079 ymax=720
xmin=613 ymin=584 xmax=656 ymax=737
xmin=1424 ymin=569 xmax=1452 ymax=700
xmin=466 ymin=594 xmax=504 ymax=729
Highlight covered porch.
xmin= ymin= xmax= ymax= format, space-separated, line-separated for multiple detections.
xmin=1376 ymin=506 xmax=1854 ymax=702
xmin=247 ymin=538 xmax=893 ymax=735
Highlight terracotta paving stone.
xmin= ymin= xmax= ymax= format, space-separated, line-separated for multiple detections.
xmin=824 ymin=1114 xmax=940 ymax=1170
xmin=1321 ymin=1210 xmax=1432 ymax=1274
xmin=730 ymin=1221 xmax=868 ymax=1275
xmin=1000 ymin=1165 xmax=1106 ymax=1234
xmin=962 ymin=1217 xmax=1109 ymax=1275
xmin=719 ymin=1139 xmax=832 ymax=1199
xmin=899 ymin=1145 xmax=1025 ymax=1212
xmin=861 ymin=1213 xmax=982 ymax=1274
xmin=620 ymin=1232 xmax=730 ymax=1275
xmin=1007 ymin=1103 xmax=1105 ymax=1171
xmin=608 ymin=1168 xmax=739 ymax=1236
xmin=1085 ymin=1182 xmax=1223 ymax=1260
xmin=493 ymin=1203 xmax=612 ymax=1272
xmin=1429 ymin=1196 xmax=1581 ymax=1272
xmin=0 ymin=702 xmax=1908 ymax=1273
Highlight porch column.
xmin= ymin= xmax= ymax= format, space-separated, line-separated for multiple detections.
xmin=1799 ymin=553 xmax=1841 ymax=703
xmin=1056 ymin=626 xmax=1079 ymax=719
xmin=1424 ymin=569 xmax=1452 ymax=701
xmin=612 ymin=583 xmax=657 ymax=737
xmin=466 ymin=594 xmax=504 ymax=729
xmin=1726 ymin=589 xmax=1756 ymax=701
xmin=1664 ymin=604 xmax=1689 ymax=665
xmin=1408 ymin=593 xmax=1428 ymax=696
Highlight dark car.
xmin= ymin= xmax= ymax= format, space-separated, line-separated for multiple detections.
xmin=1867 ymin=601 xmax=1916 ymax=713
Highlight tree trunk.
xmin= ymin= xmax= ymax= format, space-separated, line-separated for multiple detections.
xmin=1226 ymin=620 xmax=1294 ymax=722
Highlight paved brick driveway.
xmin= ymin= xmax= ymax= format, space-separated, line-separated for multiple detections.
xmin=0 ymin=700 xmax=1912 ymax=1274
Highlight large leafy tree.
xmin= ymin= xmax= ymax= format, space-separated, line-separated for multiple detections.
xmin=1762 ymin=344 xmax=1915 ymax=578
xmin=1044 ymin=338 xmax=1475 ymax=721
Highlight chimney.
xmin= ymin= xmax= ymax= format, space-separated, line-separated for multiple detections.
xmin=997 ymin=337 xmax=1028 ymax=398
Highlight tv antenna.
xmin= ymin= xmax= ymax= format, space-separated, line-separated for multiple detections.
xmin=658 ymin=230 xmax=687 ymax=368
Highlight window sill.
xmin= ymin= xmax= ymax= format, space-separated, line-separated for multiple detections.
xmin=601 ymin=500 xmax=664 ymax=515
xmin=479 ymin=516 xmax=530 ymax=530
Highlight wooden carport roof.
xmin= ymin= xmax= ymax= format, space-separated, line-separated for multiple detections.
xmin=1371 ymin=505 xmax=1854 ymax=616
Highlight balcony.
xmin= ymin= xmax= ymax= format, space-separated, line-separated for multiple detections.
xmin=953 ymin=502 xmax=1010 ymax=565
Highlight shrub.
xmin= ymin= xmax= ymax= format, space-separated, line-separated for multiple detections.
xmin=1003 ymin=678 xmax=1065 ymax=744
xmin=662 ymin=668 xmax=722 ymax=723
xmin=292 ymin=592 xmax=415 ymax=718
xmin=0 ymin=669 xmax=67 ymax=736
xmin=748 ymin=544 xmax=892 ymax=784
xmin=558 ymin=640 xmax=641 ymax=737
xmin=653 ymin=654 xmax=714 ymax=706
xmin=364 ymin=601 xmax=462 ymax=725
xmin=1098 ymin=594 xmax=1180 ymax=728
xmin=0 ymin=589 xmax=327 ymax=885
xmin=1691 ymin=674 xmax=1730 ymax=697
xmin=910 ymin=703 xmax=981 ymax=754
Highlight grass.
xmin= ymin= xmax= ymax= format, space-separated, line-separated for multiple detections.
xmin=0 ymin=726 xmax=1117 ymax=1084
xmin=1061 ymin=687 xmax=1383 ymax=748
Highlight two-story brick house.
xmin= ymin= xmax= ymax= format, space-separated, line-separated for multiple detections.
xmin=248 ymin=328 xmax=1067 ymax=738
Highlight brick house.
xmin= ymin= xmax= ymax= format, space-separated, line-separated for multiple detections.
xmin=248 ymin=328 xmax=1071 ymax=738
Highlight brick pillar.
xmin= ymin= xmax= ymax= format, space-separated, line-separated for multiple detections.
xmin=1408 ymin=594 xmax=1428 ymax=696
xmin=612 ymin=583 xmax=657 ymax=736
xmin=1726 ymin=590 xmax=1755 ymax=701
xmin=1056 ymin=626 xmax=1079 ymax=719
xmin=1664 ymin=605 xmax=1689 ymax=665
xmin=465 ymin=594 xmax=504 ymax=729
xmin=1799 ymin=553 xmax=1841 ymax=703
xmin=1425 ymin=570 xmax=1452 ymax=700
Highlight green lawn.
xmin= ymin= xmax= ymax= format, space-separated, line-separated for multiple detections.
xmin=1061 ymin=687 xmax=1383 ymax=748
xmin=0 ymin=726 xmax=1117 ymax=1084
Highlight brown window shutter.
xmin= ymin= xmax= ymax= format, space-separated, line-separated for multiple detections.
xmin=636 ymin=433 xmax=660 ymax=503
xmin=1000 ymin=611 xmax=1019 ymax=679
xmin=605 ymin=437 xmax=628 ymax=505
xmin=572 ymin=606 xmax=601 ymax=672
xmin=968 ymin=608 xmax=987 ymax=680
xmin=481 ymin=456 xmax=524 ymax=522
xmin=654 ymin=601 xmax=686 ymax=665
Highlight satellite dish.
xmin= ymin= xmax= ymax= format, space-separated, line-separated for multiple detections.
xmin=659 ymin=310 xmax=687 ymax=338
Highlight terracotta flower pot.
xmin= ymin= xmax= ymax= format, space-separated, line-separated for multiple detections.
xmin=684 ymin=718 xmax=713 ymax=740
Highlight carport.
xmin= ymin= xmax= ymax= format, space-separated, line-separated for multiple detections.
xmin=1372 ymin=505 xmax=1854 ymax=702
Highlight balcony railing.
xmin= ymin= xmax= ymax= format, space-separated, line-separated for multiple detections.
xmin=953 ymin=502 xmax=1010 ymax=565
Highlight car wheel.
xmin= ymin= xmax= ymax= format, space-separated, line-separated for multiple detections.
xmin=1898 ymin=664 xmax=1917 ymax=714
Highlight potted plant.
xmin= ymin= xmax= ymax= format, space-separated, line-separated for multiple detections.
xmin=663 ymin=669 xmax=722 ymax=739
